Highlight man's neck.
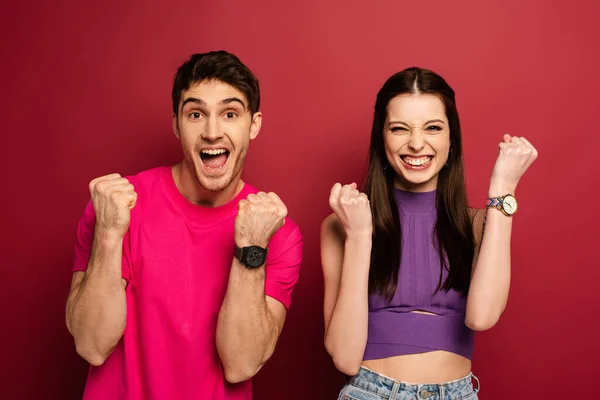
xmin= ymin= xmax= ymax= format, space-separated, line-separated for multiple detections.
xmin=172 ymin=163 xmax=244 ymax=208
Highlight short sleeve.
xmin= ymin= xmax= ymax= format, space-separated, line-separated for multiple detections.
xmin=264 ymin=224 xmax=303 ymax=310
xmin=73 ymin=200 xmax=132 ymax=282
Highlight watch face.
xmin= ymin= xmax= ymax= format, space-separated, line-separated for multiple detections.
xmin=245 ymin=247 xmax=266 ymax=268
xmin=502 ymin=195 xmax=518 ymax=215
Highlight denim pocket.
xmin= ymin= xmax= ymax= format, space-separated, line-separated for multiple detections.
xmin=339 ymin=384 xmax=383 ymax=400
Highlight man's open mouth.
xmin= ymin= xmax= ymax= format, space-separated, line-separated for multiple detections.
xmin=200 ymin=148 xmax=230 ymax=170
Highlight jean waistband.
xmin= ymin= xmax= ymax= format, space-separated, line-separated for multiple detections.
xmin=349 ymin=366 xmax=480 ymax=398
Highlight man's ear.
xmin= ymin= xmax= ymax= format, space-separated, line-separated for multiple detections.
xmin=249 ymin=112 xmax=262 ymax=140
xmin=172 ymin=113 xmax=180 ymax=139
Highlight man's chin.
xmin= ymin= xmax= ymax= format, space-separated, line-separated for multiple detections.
xmin=195 ymin=172 xmax=233 ymax=192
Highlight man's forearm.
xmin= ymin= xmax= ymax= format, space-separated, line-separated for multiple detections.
xmin=67 ymin=234 xmax=127 ymax=366
xmin=216 ymin=260 xmax=279 ymax=383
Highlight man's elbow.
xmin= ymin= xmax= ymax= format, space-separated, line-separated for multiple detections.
xmin=76 ymin=343 xmax=109 ymax=367
xmin=74 ymin=335 xmax=116 ymax=367
xmin=222 ymin=363 xmax=260 ymax=384
xmin=218 ymin=338 xmax=276 ymax=383
xmin=217 ymin=343 xmax=266 ymax=383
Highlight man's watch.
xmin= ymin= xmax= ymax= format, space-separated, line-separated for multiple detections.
xmin=486 ymin=194 xmax=518 ymax=216
xmin=234 ymin=244 xmax=268 ymax=269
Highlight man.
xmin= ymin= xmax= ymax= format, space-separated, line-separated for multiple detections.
xmin=66 ymin=51 xmax=303 ymax=399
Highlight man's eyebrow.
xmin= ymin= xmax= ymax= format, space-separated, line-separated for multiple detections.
xmin=219 ymin=97 xmax=246 ymax=109
xmin=181 ymin=97 xmax=206 ymax=109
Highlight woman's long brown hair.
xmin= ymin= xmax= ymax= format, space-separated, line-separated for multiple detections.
xmin=364 ymin=67 xmax=474 ymax=301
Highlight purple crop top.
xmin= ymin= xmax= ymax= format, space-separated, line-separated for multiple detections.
xmin=363 ymin=188 xmax=475 ymax=361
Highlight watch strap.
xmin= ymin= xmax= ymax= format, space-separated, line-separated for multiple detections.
xmin=486 ymin=196 xmax=504 ymax=209
xmin=234 ymin=244 xmax=244 ymax=261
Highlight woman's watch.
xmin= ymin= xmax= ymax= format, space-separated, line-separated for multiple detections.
xmin=486 ymin=194 xmax=518 ymax=216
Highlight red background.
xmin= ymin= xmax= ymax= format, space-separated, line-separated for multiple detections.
xmin=1 ymin=1 xmax=599 ymax=399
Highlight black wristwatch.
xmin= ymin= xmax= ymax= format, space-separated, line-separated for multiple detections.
xmin=234 ymin=244 xmax=268 ymax=269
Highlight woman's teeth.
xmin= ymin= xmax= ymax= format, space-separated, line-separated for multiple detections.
xmin=401 ymin=156 xmax=432 ymax=166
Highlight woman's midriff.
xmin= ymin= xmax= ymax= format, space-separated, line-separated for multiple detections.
xmin=362 ymin=351 xmax=472 ymax=384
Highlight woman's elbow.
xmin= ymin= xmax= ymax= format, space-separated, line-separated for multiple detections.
xmin=465 ymin=314 xmax=499 ymax=331
xmin=332 ymin=356 xmax=361 ymax=376
xmin=325 ymin=340 xmax=361 ymax=376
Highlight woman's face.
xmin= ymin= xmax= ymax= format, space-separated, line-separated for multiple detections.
xmin=383 ymin=93 xmax=451 ymax=192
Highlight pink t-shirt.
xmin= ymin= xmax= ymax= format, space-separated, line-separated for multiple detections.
xmin=73 ymin=166 xmax=303 ymax=400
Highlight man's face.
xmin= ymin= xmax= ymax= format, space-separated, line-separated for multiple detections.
xmin=173 ymin=80 xmax=261 ymax=192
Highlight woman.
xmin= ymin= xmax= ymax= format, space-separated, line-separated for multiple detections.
xmin=321 ymin=67 xmax=537 ymax=399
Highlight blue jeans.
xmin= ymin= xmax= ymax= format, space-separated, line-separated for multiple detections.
xmin=338 ymin=366 xmax=480 ymax=400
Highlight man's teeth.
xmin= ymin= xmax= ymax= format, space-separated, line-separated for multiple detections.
xmin=402 ymin=156 xmax=432 ymax=166
xmin=201 ymin=149 xmax=227 ymax=155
